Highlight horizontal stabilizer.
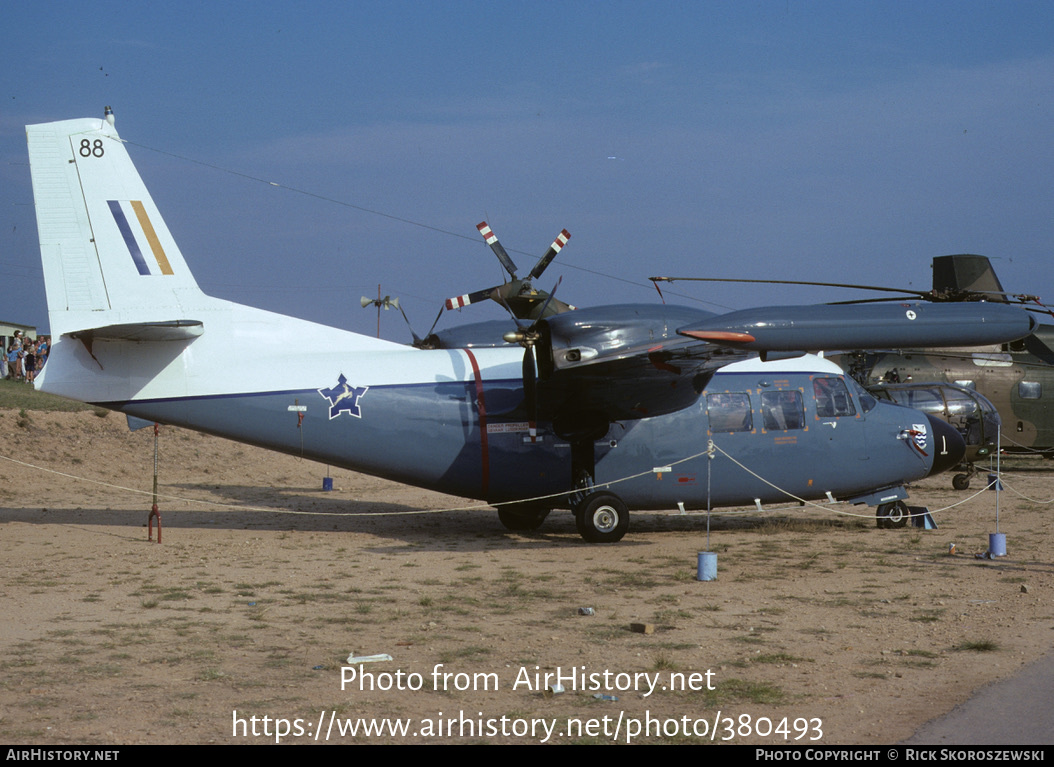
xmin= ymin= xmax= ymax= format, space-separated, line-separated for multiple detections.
xmin=69 ymin=320 xmax=204 ymax=343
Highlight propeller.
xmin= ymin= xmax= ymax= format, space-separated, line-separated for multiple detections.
xmin=500 ymin=277 xmax=563 ymax=442
xmin=443 ymin=222 xmax=575 ymax=320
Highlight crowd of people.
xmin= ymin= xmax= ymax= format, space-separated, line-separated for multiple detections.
xmin=3 ymin=331 xmax=49 ymax=384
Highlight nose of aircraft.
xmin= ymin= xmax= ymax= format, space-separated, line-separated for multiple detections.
xmin=926 ymin=414 xmax=966 ymax=477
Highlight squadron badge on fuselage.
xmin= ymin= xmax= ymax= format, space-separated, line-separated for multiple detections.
xmin=912 ymin=422 xmax=929 ymax=453
xmin=318 ymin=374 xmax=369 ymax=419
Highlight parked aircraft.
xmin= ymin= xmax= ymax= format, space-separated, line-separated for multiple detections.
xmin=24 ymin=113 xmax=1037 ymax=540
xmin=864 ymin=381 xmax=1000 ymax=490
xmin=835 ymin=255 xmax=1054 ymax=464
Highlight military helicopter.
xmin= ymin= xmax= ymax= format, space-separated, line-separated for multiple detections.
xmin=830 ymin=255 xmax=1054 ymax=468
xmin=863 ymin=380 xmax=1000 ymax=490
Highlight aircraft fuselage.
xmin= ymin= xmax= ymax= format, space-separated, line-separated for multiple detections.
xmin=39 ymin=308 xmax=943 ymax=513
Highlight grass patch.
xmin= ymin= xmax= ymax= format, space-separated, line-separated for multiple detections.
xmin=693 ymin=678 xmax=785 ymax=706
xmin=753 ymin=653 xmax=809 ymax=665
xmin=0 ymin=379 xmax=100 ymax=412
xmin=953 ymin=639 xmax=1000 ymax=653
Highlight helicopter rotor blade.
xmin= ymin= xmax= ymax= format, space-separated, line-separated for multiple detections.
xmin=650 ymin=275 xmax=932 ymax=299
xmin=650 ymin=275 xmax=1045 ymax=308
xmin=528 ymin=229 xmax=571 ymax=281
xmin=477 ymin=221 xmax=518 ymax=278
xmin=444 ymin=285 xmax=501 ymax=311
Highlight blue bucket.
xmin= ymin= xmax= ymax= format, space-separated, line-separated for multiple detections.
xmin=697 ymin=552 xmax=718 ymax=581
xmin=322 ymin=477 xmax=333 ymax=491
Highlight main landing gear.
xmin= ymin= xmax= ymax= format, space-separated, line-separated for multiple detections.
xmin=494 ymin=491 xmax=630 ymax=543
xmin=496 ymin=414 xmax=630 ymax=542
xmin=573 ymin=491 xmax=629 ymax=543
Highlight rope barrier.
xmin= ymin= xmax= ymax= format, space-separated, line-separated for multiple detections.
xmin=8 ymin=432 xmax=1042 ymax=523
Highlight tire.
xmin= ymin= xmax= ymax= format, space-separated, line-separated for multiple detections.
xmin=497 ymin=507 xmax=549 ymax=531
xmin=574 ymin=492 xmax=629 ymax=543
xmin=952 ymin=473 xmax=971 ymax=491
xmin=876 ymin=500 xmax=909 ymax=529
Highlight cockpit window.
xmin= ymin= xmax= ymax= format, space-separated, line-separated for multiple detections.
xmin=707 ymin=392 xmax=753 ymax=432
xmin=847 ymin=377 xmax=878 ymax=413
xmin=813 ymin=377 xmax=856 ymax=417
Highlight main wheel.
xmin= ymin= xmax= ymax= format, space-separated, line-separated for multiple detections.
xmin=952 ymin=473 xmax=971 ymax=491
xmin=574 ymin=492 xmax=629 ymax=543
xmin=497 ymin=507 xmax=549 ymax=531
xmin=876 ymin=500 xmax=909 ymax=529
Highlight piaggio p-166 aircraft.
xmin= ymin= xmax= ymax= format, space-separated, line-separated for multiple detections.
xmin=25 ymin=112 xmax=1038 ymax=540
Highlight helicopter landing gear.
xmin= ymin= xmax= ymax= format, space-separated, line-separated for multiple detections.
xmin=573 ymin=491 xmax=629 ymax=543
xmin=876 ymin=500 xmax=909 ymax=529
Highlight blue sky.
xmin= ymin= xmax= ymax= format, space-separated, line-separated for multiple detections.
xmin=3 ymin=1 xmax=1053 ymax=338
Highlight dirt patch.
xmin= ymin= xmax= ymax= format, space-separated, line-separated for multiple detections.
xmin=1 ymin=411 xmax=1051 ymax=744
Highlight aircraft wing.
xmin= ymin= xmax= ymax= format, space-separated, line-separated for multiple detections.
xmin=532 ymin=301 xmax=1037 ymax=429
xmin=675 ymin=302 xmax=1036 ymax=352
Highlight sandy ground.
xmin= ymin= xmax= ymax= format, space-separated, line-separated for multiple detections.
xmin=0 ymin=409 xmax=1051 ymax=745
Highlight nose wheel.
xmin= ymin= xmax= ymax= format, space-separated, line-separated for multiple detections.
xmin=876 ymin=500 xmax=909 ymax=529
xmin=574 ymin=492 xmax=629 ymax=542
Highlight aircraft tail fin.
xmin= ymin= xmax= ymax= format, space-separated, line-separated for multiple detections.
xmin=27 ymin=114 xmax=210 ymax=339
xmin=932 ymin=254 xmax=1007 ymax=302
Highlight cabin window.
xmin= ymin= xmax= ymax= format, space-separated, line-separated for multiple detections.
xmin=1019 ymin=381 xmax=1041 ymax=400
xmin=812 ymin=377 xmax=856 ymax=417
xmin=761 ymin=390 xmax=804 ymax=431
xmin=706 ymin=392 xmax=753 ymax=432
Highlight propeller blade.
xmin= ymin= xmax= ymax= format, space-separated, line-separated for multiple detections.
xmin=530 ymin=276 xmax=563 ymax=320
xmin=413 ymin=305 xmax=448 ymax=349
xmin=477 ymin=222 xmax=518 ymax=278
xmin=528 ymin=229 xmax=570 ymax=280
xmin=522 ymin=344 xmax=538 ymax=441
